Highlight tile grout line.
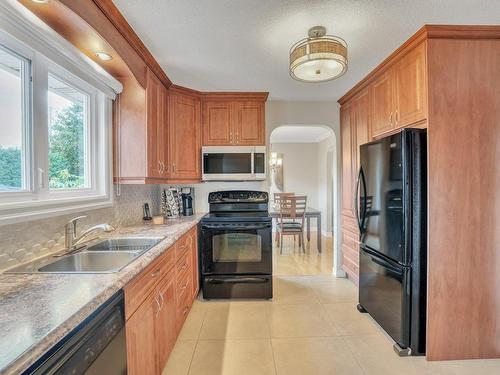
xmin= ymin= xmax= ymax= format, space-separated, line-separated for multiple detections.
xmin=265 ymin=302 xmax=279 ymax=375
xmin=317 ymin=281 xmax=368 ymax=375
xmin=185 ymin=298 xmax=207 ymax=375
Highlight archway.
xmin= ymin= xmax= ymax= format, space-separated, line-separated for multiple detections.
xmin=268 ymin=124 xmax=343 ymax=278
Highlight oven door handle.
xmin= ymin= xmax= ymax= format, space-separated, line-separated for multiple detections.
xmin=205 ymin=277 xmax=269 ymax=284
xmin=202 ymin=223 xmax=272 ymax=230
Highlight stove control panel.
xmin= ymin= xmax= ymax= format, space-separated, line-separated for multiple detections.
xmin=208 ymin=190 xmax=268 ymax=204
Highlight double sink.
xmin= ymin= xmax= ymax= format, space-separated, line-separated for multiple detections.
xmin=6 ymin=237 xmax=163 ymax=274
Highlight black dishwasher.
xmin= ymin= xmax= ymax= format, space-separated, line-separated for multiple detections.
xmin=23 ymin=291 xmax=127 ymax=375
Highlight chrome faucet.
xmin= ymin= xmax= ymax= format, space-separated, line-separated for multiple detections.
xmin=58 ymin=216 xmax=115 ymax=256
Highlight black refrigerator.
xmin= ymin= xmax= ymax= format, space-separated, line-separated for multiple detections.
xmin=356 ymin=128 xmax=427 ymax=356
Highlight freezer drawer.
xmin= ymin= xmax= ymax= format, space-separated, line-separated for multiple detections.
xmin=359 ymin=246 xmax=410 ymax=349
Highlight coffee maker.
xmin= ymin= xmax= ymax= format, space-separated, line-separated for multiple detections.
xmin=181 ymin=187 xmax=194 ymax=216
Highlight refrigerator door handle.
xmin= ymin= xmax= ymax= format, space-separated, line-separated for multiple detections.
xmin=360 ymin=167 xmax=368 ymax=227
xmin=362 ymin=246 xmax=403 ymax=275
xmin=354 ymin=168 xmax=362 ymax=231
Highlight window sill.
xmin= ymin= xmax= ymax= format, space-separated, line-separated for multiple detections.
xmin=0 ymin=195 xmax=113 ymax=226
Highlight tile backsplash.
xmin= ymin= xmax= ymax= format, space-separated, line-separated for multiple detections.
xmin=0 ymin=185 xmax=160 ymax=271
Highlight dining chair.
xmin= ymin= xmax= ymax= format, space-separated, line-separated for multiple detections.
xmin=276 ymin=195 xmax=307 ymax=254
xmin=273 ymin=192 xmax=295 ymax=243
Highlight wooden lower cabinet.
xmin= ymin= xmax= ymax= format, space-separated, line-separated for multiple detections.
xmin=155 ymin=273 xmax=177 ymax=371
xmin=125 ymin=227 xmax=198 ymax=375
xmin=341 ymin=214 xmax=360 ymax=285
xmin=125 ymin=292 xmax=158 ymax=375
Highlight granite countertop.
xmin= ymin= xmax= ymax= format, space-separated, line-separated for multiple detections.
xmin=0 ymin=214 xmax=205 ymax=375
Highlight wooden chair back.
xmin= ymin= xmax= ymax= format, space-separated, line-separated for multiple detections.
xmin=279 ymin=195 xmax=307 ymax=223
xmin=274 ymin=192 xmax=295 ymax=210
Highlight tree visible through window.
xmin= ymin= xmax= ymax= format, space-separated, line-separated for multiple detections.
xmin=48 ymin=75 xmax=88 ymax=189
xmin=0 ymin=45 xmax=29 ymax=191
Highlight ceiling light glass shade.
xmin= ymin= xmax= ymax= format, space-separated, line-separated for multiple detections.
xmin=289 ymin=28 xmax=348 ymax=83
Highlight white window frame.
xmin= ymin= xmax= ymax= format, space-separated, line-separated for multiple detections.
xmin=0 ymin=1 xmax=122 ymax=225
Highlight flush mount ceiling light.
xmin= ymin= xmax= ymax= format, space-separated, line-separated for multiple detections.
xmin=31 ymin=0 xmax=49 ymax=3
xmin=95 ymin=52 xmax=113 ymax=61
xmin=289 ymin=26 xmax=348 ymax=83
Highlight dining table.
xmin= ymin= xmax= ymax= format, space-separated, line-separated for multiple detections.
xmin=269 ymin=206 xmax=322 ymax=252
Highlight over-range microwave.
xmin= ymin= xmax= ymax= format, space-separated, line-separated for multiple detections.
xmin=202 ymin=146 xmax=266 ymax=181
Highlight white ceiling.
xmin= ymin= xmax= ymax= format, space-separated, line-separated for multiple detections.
xmin=113 ymin=0 xmax=500 ymax=101
xmin=270 ymin=125 xmax=332 ymax=143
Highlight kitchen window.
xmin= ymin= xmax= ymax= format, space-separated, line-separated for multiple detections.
xmin=0 ymin=44 xmax=30 ymax=193
xmin=48 ymin=74 xmax=90 ymax=190
xmin=0 ymin=4 xmax=122 ymax=225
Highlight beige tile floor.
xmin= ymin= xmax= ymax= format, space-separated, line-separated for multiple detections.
xmin=163 ymin=235 xmax=500 ymax=375
xmin=273 ymin=231 xmax=334 ymax=276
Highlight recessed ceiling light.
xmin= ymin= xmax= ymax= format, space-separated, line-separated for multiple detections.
xmin=31 ymin=0 xmax=49 ymax=3
xmin=95 ymin=52 xmax=113 ymax=61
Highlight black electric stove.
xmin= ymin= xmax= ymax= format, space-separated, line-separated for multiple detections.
xmin=200 ymin=191 xmax=272 ymax=299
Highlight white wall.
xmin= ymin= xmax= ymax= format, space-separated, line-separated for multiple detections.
xmin=317 ymin=136 xmax=336 ymax=236
xmin=269 ymin=143 xmax=319 ymax=208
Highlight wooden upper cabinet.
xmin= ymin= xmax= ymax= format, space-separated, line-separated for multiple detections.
xmin=370 ymin=72 xmax=394 ymax=137
xmin=202 ymin=101 xmax=233 ymax=145
xmin=234 ymin=101 xmax=265 ymax=145
xmin=340 ymin=104 xmax=355 ymax=218
xmin=115 ymin=69 xmax=169 ymax=184
xmin=201 ymin=95 xmax=267 ymax=146
xmin=146 ymin=69 xmax=169 ymax=179
xmin=169 ymin=91 xmax=201 ymax=181
xmin=393 ymin=42 xmax=427 ymax=128
xmin=353 ymin=89 xmax=370 ymax=169
xmin=369 ymin=42 xmax=428 ymax=138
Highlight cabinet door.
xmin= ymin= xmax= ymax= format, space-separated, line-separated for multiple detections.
xmin=202 ymin=101 xmax=233 ymax=145
xmin=394 ymin=42 xmax=427 ymax=128
xmin=155 ymin=273 xmax=177 ymax=372
xmin=191 ymin=230 xmax=199 ymax=299
xmin=353 ymin=89 xmax=370 ymax=172
xmin=169 ymin=92 xmax=201 ymax=180
xmin=126 ymin=293 xmax=159 ymax=375
xmin=340 ymin=104 xmax=355 ymax=218
xmin=233 ymin=101 xmax=265 ymax=145
xmin=146 ymin=70 xmax=161 ymax=179
xmin=161 ymin=88 xmax=170 ymax=176
xmin=370 ymin=72 xmax=394 ymax=137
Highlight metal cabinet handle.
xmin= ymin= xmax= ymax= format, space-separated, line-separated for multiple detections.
xmin=159 ymin=291 xmax=165 ymax=308
xmin=155 ymin=295 xmax=161 ymax=317
xmin=151 ymin=268 xmax=161 ymax=277
xmin=172 ymin=163 xmax=176 ymax=172
xmin=394 ymin=109 xmax=398 ymax=124
xmin=389 ymin=111 xmax=393 ymax=126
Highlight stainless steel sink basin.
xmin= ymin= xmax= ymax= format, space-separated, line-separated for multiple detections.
xmin=86 ymin=237 xmax=162 ymax=254
xmin=4 ymin=236 xmax=165 ymax=274
xmin=37 ymin=252 xmax=139 ymax=273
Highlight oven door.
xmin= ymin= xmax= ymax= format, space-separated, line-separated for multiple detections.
xmin=201 ymin=222 xmax=272 ymax=275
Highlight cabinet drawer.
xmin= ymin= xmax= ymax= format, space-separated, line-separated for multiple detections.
xmin=176 ymin=278 xmax=193 ymax=330
xmin=175 ymin=228 xmax=195 ymax=259
xmin=342 ymin=215 xmax=359 ymax=236
xmin=342 ymin=244 xmax=359 ymax=266
xmin=125 ymin=247 xmax=175 ymax=320
xmin=176 ymin=247 xmax=192 ymax=275
xmin=342 ymin=230 xmax=359 ymax=250
xmin=176 ymin=265 xmax=192 ymax=296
